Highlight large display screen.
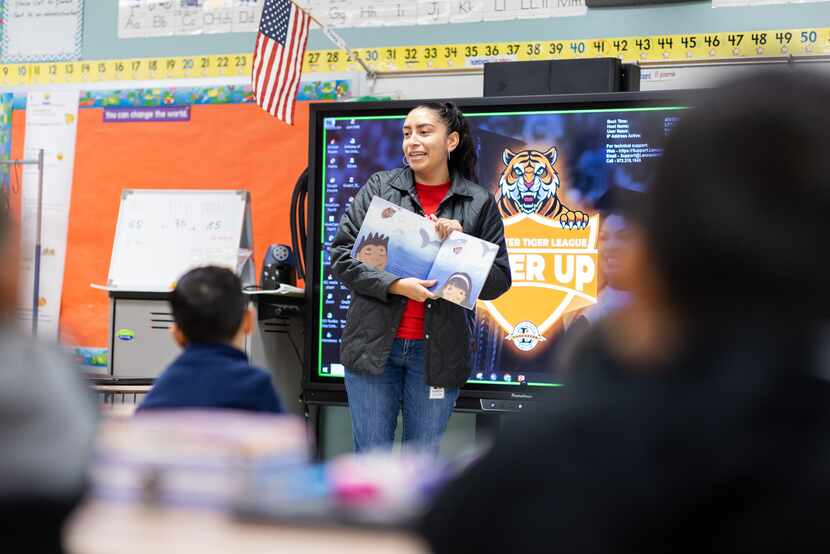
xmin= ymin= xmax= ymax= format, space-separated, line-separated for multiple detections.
xmin=309 ymin=96 xmax=687 ymax=391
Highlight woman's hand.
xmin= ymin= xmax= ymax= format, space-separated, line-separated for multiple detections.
xmin=389 ymin=277 xmax=437 ymax=302
xmin=429 ymin=214 xmax=463 ymax=240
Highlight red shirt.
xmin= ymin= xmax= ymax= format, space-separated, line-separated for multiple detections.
xmin=396 ymin=181 xmax=451 ymax=340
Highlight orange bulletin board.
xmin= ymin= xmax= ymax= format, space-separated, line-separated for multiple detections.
xmin=11 ymin=101 xmax=310 ymax=347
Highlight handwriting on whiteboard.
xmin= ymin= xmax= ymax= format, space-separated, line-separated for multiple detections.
xmin=108 ymin=190 xmax=248 ymax=291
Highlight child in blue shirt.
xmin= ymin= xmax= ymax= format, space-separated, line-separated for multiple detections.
xmin=138 ymin=266 xmax=282 ymax=414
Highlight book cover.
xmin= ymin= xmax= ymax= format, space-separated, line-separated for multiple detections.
xmin=352 ymin=196 xmax=497 ymax=310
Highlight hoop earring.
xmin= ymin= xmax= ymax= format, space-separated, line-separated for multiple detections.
xmin=402 ymin=154 xmax=409 ymax=167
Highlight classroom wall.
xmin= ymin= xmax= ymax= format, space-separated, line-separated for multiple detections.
xmin=83 ymin=3 xmax=829 ymax=60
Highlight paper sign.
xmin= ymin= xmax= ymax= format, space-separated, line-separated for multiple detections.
xmin=2 ymin=0 xmax=83 ymax=62
xmin=17 ymin=91 xmax=80 ymax=340
xmin=103 ymin=106 xmax=191 ymax=123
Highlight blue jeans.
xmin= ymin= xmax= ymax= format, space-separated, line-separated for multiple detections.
xmin=344 ymin=339 xmax=460 ymax=454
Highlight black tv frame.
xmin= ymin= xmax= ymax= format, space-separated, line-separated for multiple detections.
xmin=303 ymin=90 xmax=696 ymax=405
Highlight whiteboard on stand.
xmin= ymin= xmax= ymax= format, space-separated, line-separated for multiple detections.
xmin=106 ymin=189 xmax=254 ymax=292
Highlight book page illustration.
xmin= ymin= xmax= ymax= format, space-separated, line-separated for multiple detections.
xmin=351 ymin=196 xmax=441 ymax=280
xmin=427 ymin=231 xmax=498 ymax=310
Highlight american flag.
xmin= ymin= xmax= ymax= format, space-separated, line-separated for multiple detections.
xmin=251 ymin=0 xmax=311 ymax=125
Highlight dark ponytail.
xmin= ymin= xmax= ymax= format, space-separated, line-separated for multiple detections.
xmin=413 ymin=101 xmax=478 ymax=182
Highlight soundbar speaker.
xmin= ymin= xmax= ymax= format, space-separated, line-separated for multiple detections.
xmin=484 ymin=58 xmax=623 ymax=97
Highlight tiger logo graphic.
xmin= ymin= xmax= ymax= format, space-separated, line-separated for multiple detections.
xmin=496 ymin=147 xmax=589 ymax=230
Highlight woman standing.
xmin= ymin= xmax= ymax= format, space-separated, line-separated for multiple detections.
xmin=331 ymin=102 xmax=511 ymax=453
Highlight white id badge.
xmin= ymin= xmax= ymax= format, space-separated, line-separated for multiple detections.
xmin=429 ymin=387 xmax=445 ymax=400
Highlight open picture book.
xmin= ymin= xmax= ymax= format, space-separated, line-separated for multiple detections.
xmin=351 ymin=196 xmax=498 ymax=310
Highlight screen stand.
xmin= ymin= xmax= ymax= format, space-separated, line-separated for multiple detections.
xmin=475 ymin=412 xmax=501 ymax=442
xmin=307 ymin=402 xmax=325 ymax=461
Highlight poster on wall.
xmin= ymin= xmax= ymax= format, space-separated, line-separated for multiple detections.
xmin=17 ymin=91 xmax=80 ymax=340
xmin=1 ymin=0 xmax=84 ymax=62
xmin=0 ymin=94 xmax=12 ymax=192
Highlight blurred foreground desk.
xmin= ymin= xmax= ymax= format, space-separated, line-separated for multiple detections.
xmin=66 ymin=501 xmax=427 ymax=554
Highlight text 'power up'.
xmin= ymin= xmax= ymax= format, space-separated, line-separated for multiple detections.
xmin=508 ymin=253 xmax=596 ymax=292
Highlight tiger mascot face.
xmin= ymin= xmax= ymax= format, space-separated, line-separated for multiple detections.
xmin=497 ymin=147 xmax=561 ymax=216
xmin=496 ymin=147 xmax=589 ymax=229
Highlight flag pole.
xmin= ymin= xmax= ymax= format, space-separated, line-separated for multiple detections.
xmin=292 ymin=3 xmax=376 ymax=78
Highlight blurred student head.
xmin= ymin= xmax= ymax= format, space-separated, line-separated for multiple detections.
xmin=0 ymin=190 xmax=96 ymax=553
xmin=609 ymin=70 xmax=830 ymax=364
xmin=644 ymin=70 xmax=830 ymax=325
xmin=169 ymin=266 xmax=253 ymax=349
